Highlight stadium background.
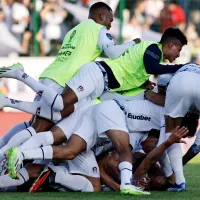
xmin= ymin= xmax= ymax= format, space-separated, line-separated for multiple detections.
xmin=0 ymin=0 xmax=199 ymax=150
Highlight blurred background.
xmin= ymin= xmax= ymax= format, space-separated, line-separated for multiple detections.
xmin=0 ymin=0 xmax=199 ymax=149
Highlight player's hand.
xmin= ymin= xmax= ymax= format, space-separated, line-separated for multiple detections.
xmin=140 ymin=80 xmax=156 ymax=90
xmin=133 ymin=38 xmax=141 ymax=44
xmin=167 ymin=126 xmax=189 ymax=144
xmin=138 ymin=176 xmax=151 ymax=189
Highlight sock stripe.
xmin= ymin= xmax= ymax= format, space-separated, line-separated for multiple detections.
xmin=26 ymin=128 xmax=32 ymax=137
xmin=21 ymin=152 xmax=25 ymax=160
xmin=24 ymin=122 xmax=28 ymax=128
xmin=51 ymin=94 xmax=59 ymax=121
xmin=18 ymin=171 xmax=26 ymax=182
xmin=120 ymin=168 xmax=132 ymax=172
xmin=40 ymin=147 xmax=44 ymax=160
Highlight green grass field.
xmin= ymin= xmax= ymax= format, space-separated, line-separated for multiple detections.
xmin=1 ymin=155 xmax=200 ymax=200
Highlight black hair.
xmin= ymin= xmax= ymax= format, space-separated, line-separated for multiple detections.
xmin=89 ymin=2 xmax=112 ymax=16
xmin=160 ymin=28 xmax=187 ymax=46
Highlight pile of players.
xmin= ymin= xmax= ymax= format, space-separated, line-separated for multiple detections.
xmin=0 ymin=2 xmax=199 ymax=195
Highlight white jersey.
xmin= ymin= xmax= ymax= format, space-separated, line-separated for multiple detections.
xmin=118 ymin=100 xmax=165 ymax=132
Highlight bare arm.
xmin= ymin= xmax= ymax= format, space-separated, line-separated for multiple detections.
xmin=134 ymin=126 xmax=188 ymax=181
xmin=144 ymin=90 xmax=165 ymax=107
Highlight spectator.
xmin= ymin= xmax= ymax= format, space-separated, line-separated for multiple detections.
xmin=21 ymin=0 xmax=32 ymax=55
xmin=2 ymin=0 xmax=30 ymax=39
xmin=160 ymin=0 xmax=186 ymax=33
xmin=36 ymin=0 xmax=68 ymax=55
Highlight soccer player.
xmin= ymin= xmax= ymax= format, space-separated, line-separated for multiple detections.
xmin=0 ymin=1 xmax=140 ymax=161
xmin=145 ymin=63 xmax=200 ymax=191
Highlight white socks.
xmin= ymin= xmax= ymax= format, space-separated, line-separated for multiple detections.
xmin=159 ymin=152 xmax=173 ymax=177
xmin=167 ymin=143 xmax=185 ymax=184
xmin=22 ymin=146 xmax=53 ymax=160
xmin=19 ymin=131 xmax=54 ymax=151
xmin=54 ymin=166 xmax=93 ymax=192
xmin=3 ymin=96 xmax=61 ymax=122
xmin=0 ymin=121 xmax=30 ymax=149
xmin=0 ymin=127 xmax=36 ymax=156
xmin=14 ymin=70 xmax=64 ymax=111
xmin=118 ymin=161 xmax=133 ymax=185
xmin=0 ymin=168 xmax=29 ymax=188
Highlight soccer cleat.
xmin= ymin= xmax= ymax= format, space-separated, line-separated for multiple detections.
xmin=183 ymin=144 xmax=200 ymax=165
xmin=0 ymin=63 xmax=24 ymax=78
xmin=0 ymin=92 xmax=6 ymax=109
xmin=120 ymin=184 xmax=150 ymax=195
xmin=7 ymin=147 xmax=24 ymax=179
xmin=29 ymin=166 xmax=52 ymax=193
xmin=167 ymin=182 xmax=187 ymax=192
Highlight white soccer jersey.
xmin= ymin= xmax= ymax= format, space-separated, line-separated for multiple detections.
xmin=119 ymin=100 xmax=165 ymax=133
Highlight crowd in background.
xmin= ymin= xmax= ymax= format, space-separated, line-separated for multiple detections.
xmin=0 ymin=0 xmax=200 ymax=61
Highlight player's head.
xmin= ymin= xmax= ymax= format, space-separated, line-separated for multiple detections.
xmin=148 ymin=175 xmax=169 ymax=190
xmin=160 ymin=28 xmax=187 ymax=63
xmin=88 ymin=2 xmax=113 ymax=30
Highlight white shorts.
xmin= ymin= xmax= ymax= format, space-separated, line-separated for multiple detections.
xmin=74 ymin=100 xmax=128 ymax=151
xmin=67 ymin=62 xmax=105 ymax=101
xmin=68 ymin=150 xmax=100 ymax=178
xmin=129 ymin=132 xmax=148 ymax=152
xmin=34 ymin=78 xmax=64 ymax=102
xmin=47 ymin=151 xmax=99 ymax=178
xmin=56 ymin=98 xmax=95 ymax=139
xmin=165 ymin=72 xmax=200 ymax=117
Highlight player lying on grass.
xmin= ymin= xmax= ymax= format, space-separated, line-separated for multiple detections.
xmin=7 ymin=97 xmax=190 ymax=195
xmin=145 ymin=63 xmax=200 ymax=191
xmin=0 ymin=129 xmax=186 ymax=193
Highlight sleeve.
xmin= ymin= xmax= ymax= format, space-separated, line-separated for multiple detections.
xmin=144 ymin=44 xmax=184 ymax=74
xmin=98 ymin=27 xmax=135 ymax=59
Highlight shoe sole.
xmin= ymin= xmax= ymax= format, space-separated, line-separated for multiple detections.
xmin=29 ymin=169 xmax=51 ymax=193
xmin=121 ymin=188 xmax=150 ymax=195
xmin=8 ymin=147 xmax=18 ymax=179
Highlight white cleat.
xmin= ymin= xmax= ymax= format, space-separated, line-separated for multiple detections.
xmin=0 ymin=63 xmax=24 ymax=78
xmin=120 ymin=184 xmax=150 ymax=195
xmin=0 ymin=92 xmax=6 ymax=109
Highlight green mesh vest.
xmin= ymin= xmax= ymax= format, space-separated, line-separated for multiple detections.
xmin=104 ymin=41 xmax=163 ymax=92
xmin=40 ymin=19 xmax=103 ymax=87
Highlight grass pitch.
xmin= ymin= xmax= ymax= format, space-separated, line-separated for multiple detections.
xmin=1 ymin=155 xmax=200 ymax=200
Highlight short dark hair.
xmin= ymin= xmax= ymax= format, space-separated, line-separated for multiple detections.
xmin=160 ymin=28 xmax=187 ymax=45
xmin=89 ymin=2 xmax=112 ymax=16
